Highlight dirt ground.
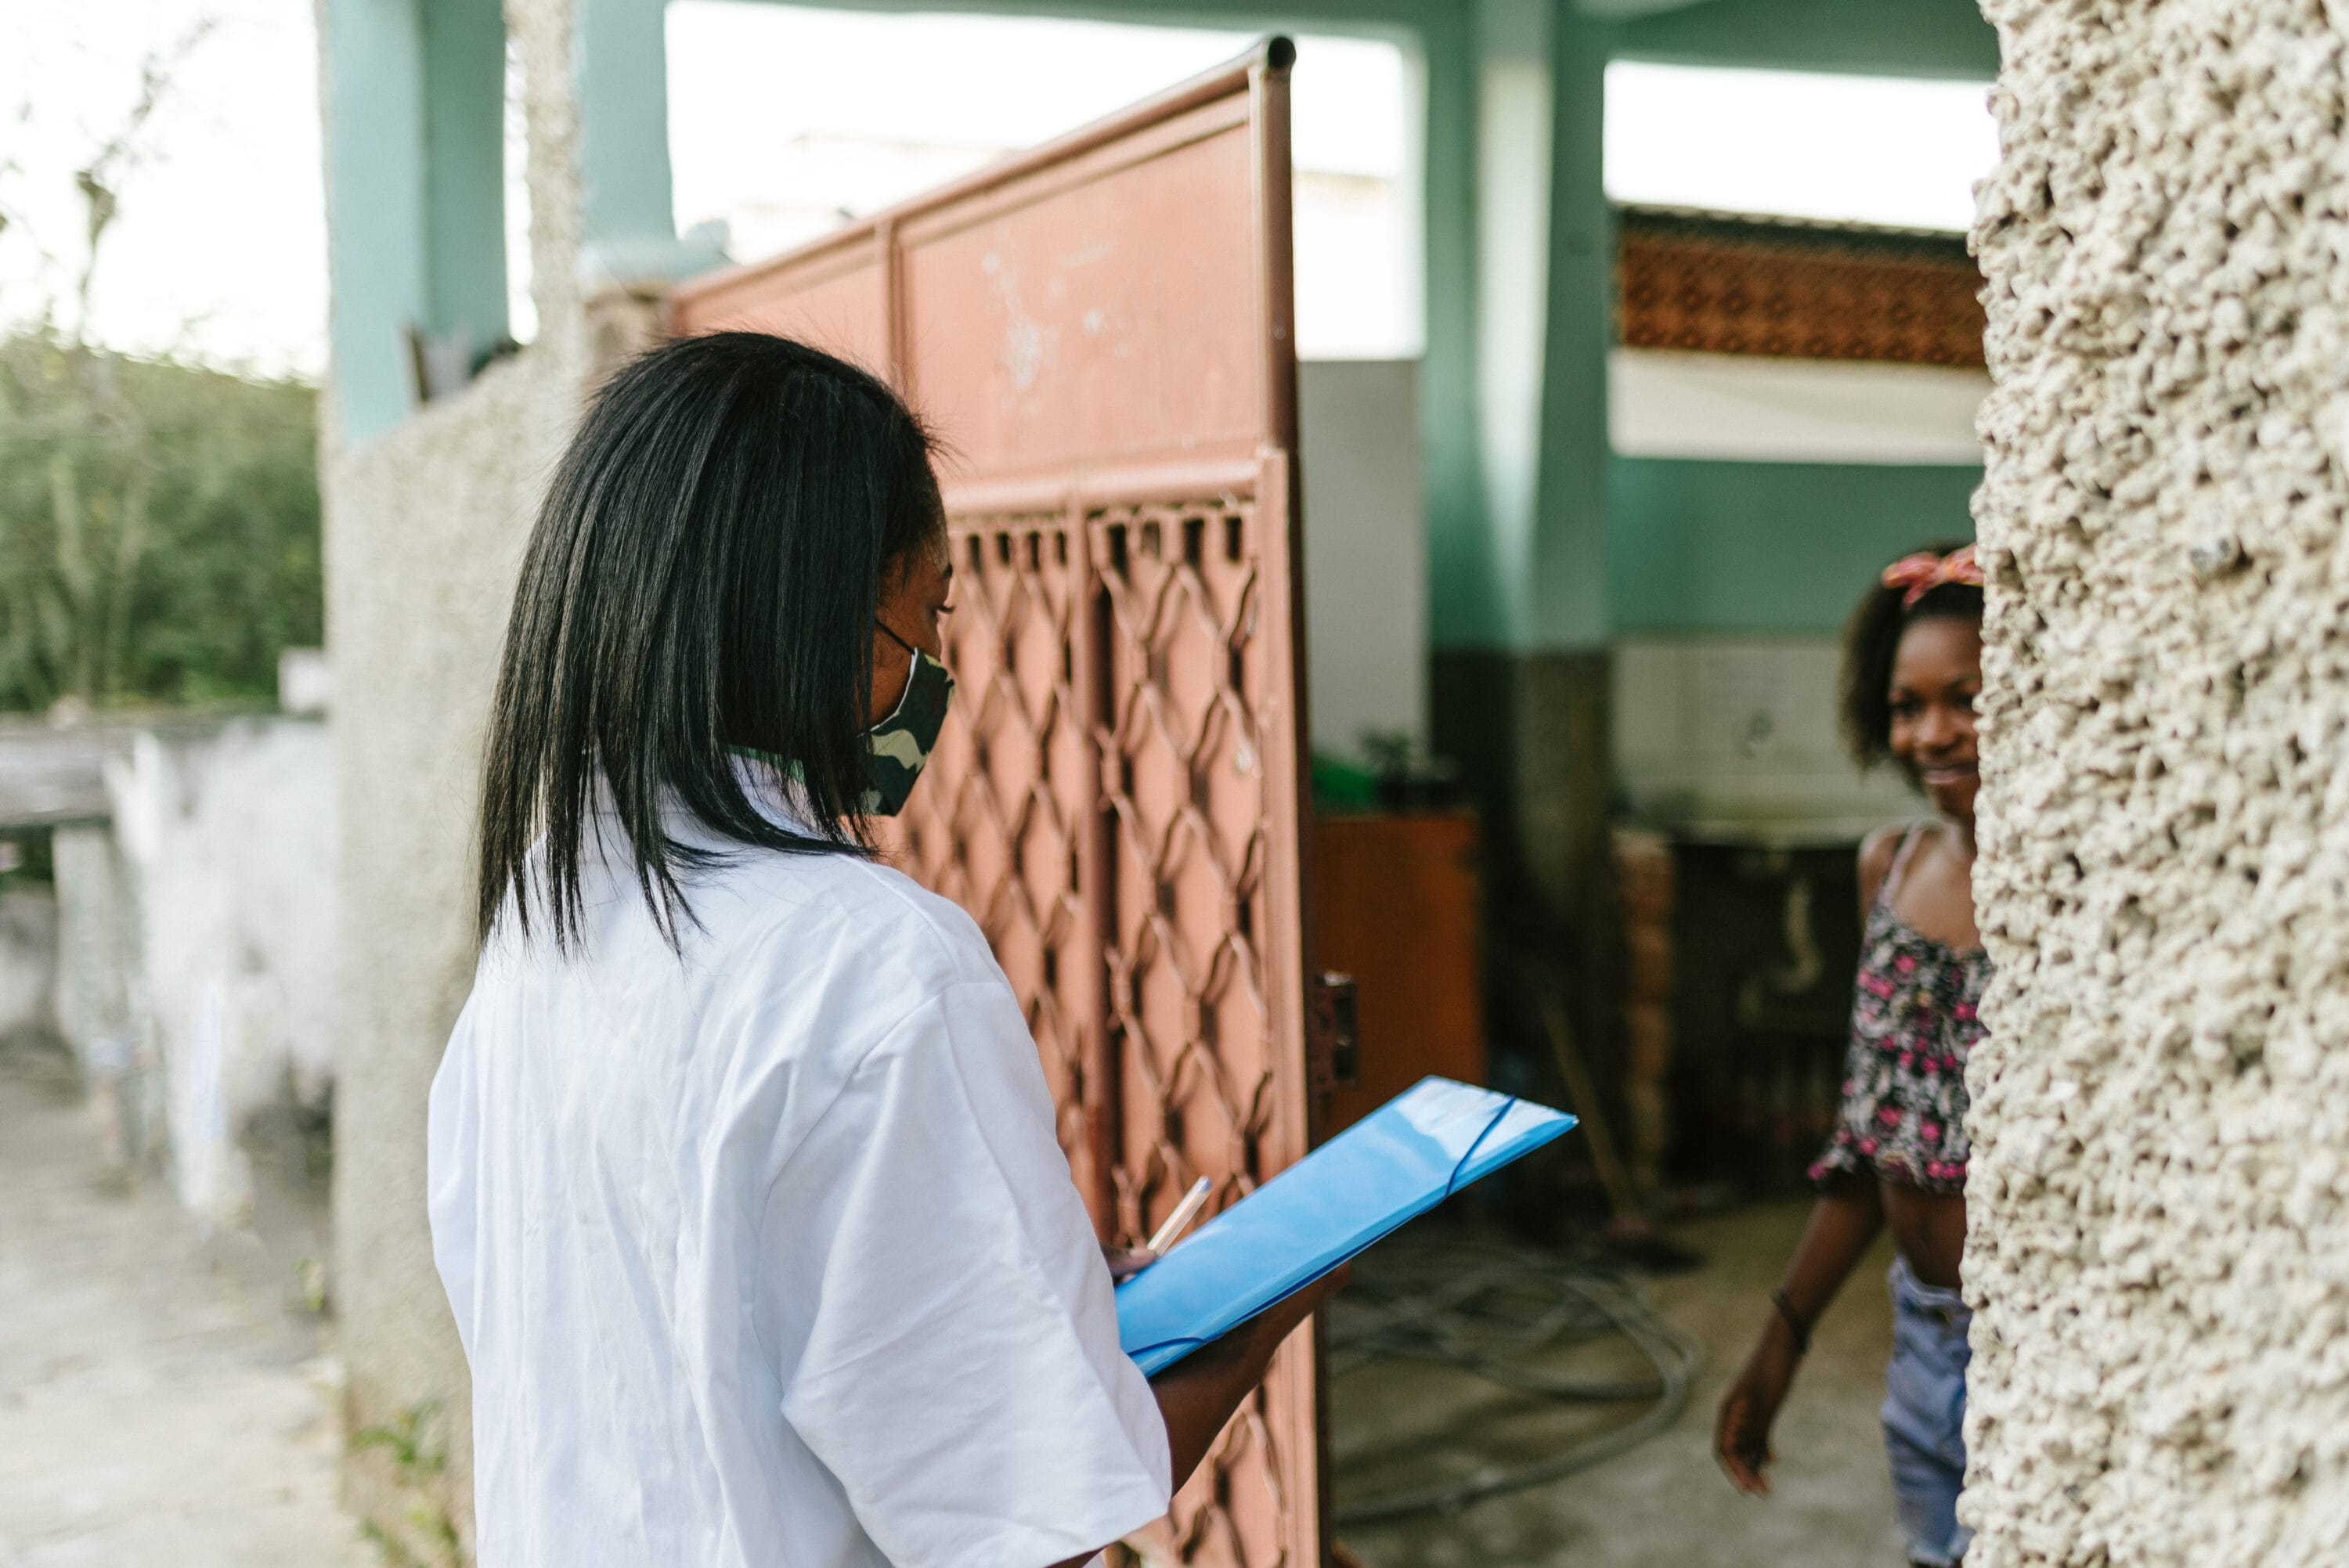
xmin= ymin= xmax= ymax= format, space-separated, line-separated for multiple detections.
xmin=0 ymin=1040 xmax=373 ymax=1568
xmin=1333 ymin=1202 xmax=1911 ymax=1568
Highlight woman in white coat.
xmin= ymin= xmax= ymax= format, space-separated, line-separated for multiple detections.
xmin=428 ymin=331 xmax=1336 ymax=1568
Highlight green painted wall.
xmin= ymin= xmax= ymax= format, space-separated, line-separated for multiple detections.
xmin=323 ymin=0 xmax=510 ymax=444
xmin=421 ymin=0 xmax=510 ymax=349
xmin=1607 ymin=456 xmax=1981 ymax=635
xmin=337 ymin=0 xmax=2001 ymax=612
xmin=713 ymin=0 xmax=1430 ymax=30
xmin=1525 ymin=11 xmax=1608 ymax=649
xmin=1614 ymin=0 xmax=1998 ymax=81
xmin=324 ymin=0 xmax=428 ymax=445
xmin=579 ymin=0 xmax=704 ymax=279
xmin=1422 ymin=5 xmax=1498 ymax=651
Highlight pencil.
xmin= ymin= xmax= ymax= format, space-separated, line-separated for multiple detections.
xmin=1146 ymin=1177 xmax=1214 ymax=1254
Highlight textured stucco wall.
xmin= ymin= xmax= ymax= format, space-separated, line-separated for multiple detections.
xmin=1968 ymin=5 xmax=2349 ymax=1562
xmin=323 ymin=0 xmax=589 ymax=1538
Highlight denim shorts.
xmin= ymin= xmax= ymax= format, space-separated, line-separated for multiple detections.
xmin=1882 ymin=1256 xmax=1972 ymax=1566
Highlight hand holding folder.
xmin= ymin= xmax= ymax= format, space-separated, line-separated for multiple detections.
xmin=1116 ymin=1077 xmax=1577 ymax=1374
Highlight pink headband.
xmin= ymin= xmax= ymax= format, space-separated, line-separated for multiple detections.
xmin=1882 ymin=545 xmax=1983 ymax=609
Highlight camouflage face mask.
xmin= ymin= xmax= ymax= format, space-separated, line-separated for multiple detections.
xmin=864 ymin=623 xmax=954 ymax=816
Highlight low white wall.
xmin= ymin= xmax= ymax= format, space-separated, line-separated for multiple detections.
xmin=94 ymin=717 xmax=338 ymax=1222
xmin=52 ymin=825 xmax=133 ymax=1073
xmin=0 ymin=885 xmax=59 ymax=1044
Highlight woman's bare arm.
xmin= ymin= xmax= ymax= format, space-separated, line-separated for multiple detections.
xmin=1715 ymin=1180 xmax=1885 ymax=1494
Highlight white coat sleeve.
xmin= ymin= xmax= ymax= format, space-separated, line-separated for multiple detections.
xmin=425 ymin=990 xmax=483 ymax=1364
xmin=764 ymin=978 xmax=1172 ymax=1568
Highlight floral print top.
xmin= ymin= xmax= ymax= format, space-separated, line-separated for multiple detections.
xmin=1809 ymin=831 xmax=1990 ymax=1195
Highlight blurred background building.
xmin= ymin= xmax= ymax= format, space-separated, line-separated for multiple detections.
xmin=2 ymin=1 xmax=2004 ymax=1562
xmin=301 ymin=0 xmax=1997 ymax=1555
xmin=11 ymin=2 xmax=2343 ymax=1566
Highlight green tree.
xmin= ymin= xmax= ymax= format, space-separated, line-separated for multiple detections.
xmin=0 ymin=333 xmax=320 ymax=710
xmin=0 ymin=14 xmax=321 ymax=713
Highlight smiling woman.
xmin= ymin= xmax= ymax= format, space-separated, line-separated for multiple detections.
xmin=1716 ymin=542 xmax=1986 ymax=1568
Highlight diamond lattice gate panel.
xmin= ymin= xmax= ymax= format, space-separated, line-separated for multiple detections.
xmin=669 ymin=41 xmax=1322 ymax=1568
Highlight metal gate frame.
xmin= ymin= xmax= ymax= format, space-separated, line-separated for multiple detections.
xmin=669 ymin=41 xmax=1322 ymax=1568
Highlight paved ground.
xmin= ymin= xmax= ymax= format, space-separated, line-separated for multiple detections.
xmin=0 ymin=1019 xmax=1907 ymax=1568
xmin=0 ymin=1040 xmax=374 ymax=1568
xmin=1333 ymin=1202 xmax=1910 ymax=1568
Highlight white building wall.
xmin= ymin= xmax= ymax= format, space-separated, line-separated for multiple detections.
xmin=323 ymin=0 xmax=597 ymax=1538
xmin=99 ymin=719 xmax=337 ymax=1223
xmin=1609 ymin=349 xmax=1988 ymax=466
xmin=0 ymin=886 xmax=59 ymax=1045
xmin=1612 ymin=636 xmax=1914 ymax=837
xmin=52 ymin=825 xmax=132 ymax=1070
xmin=1967 ymin=5 xmax=2349 ymax=1561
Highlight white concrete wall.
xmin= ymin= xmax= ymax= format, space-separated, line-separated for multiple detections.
xmin=1299 ymin=358 xmax=1427 ymax=758
xmin=52 ymin=824 xmax=150 ymax=1173
xmin=1967 ymin=5 xmax=2349 ymax=1561
xmin=52 ymin=826 xmax=132 ymax=1072
xmin=1610 ymin=349 xmax=1989 ymax=465
xmin=1614 ymin=636 xmax=1914 ymax=838
xmin=0 ymin=886 xmax=59 ymax=1044
xmin=327 ymin=327 xmax=581 ymax=1527
xmin=323 ymin=0 xmax=597 ymax=1536
xmin=99 ymin=719 xmax=337 ymax=1223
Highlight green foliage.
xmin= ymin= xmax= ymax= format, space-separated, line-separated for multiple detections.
xmin=0 ymin=331 xmax=321 ymax=712
xmin=355 ymin=1399 xmax=462 ymax=1568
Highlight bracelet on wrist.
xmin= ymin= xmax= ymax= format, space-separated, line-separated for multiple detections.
xmin=1770 ymin=1289 xmax=1814 ymax=1356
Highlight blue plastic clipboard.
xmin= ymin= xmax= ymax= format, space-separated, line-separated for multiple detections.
xmin=1115 ymin=1076 xmax=1577 ymax=1375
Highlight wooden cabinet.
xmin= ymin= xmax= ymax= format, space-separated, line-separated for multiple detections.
xmin=1312 ymin=812 xmax=1485 ymax=1135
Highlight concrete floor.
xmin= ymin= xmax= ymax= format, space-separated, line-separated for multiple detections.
xmin=0 ymin=1041 xmax=373 ymax=1568
xmin=1333 ymin=1204 xmax=1909 ymax=1568
xmin=0 ymin=1022 xmax=1910 ymax=1568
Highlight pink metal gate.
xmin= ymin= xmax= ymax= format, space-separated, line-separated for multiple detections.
xmin=669 ymin=41 xmax=1322 ymax=1568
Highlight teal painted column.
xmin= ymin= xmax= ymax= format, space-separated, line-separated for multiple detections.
xmin=1425 ymin=0 xmax=1610 ymax=654
xmin=1613 ymin=0 xmax=1997 ymax=78
xmin=1528 ymin=9 xmax=1609 ymax=651
xmin=420 ymin=0 xmax=510 ymax=349
xmin=323 ymin=0 xmax=428 ymax=443
xmin=576 ymin=0 xmax=727 ymax=283
xmin=1466 ymin=0 xmax=1555 ymax=654
xmin=1609 ymin=459 xmax=1983 ymax=633
xmin=323 ymin=0 xmax=509 ymax=440
xmin=1419 ymin=4 xmax=1496 ymax=651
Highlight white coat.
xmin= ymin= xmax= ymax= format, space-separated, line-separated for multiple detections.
xmin=427 ymin=769 xmax=1171 ymax=1567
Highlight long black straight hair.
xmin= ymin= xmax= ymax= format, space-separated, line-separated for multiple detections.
xmin=476 ymin=331 xmax=943 ymax=950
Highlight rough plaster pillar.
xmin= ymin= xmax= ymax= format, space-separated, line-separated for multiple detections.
xmin=326 ymin=0 xmax=592 ymax=1549
xmin=1969 ymin=4 xmax=2349 ymax=1561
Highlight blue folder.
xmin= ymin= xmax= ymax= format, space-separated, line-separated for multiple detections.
xmin=1115 ymin=1076 xmax=1577 ymax=1375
